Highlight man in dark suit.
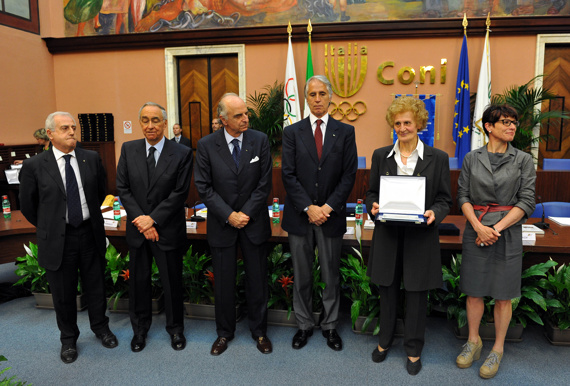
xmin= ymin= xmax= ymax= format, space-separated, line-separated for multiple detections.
xmin=282 ymin=75 xmax=358 ymax=352
xmin=19 ymin=112 xmax=117 ymax=364
xmin=194 ymin=93 xmax=273 ymax=356
xmin=116 ymin=102 xmax=193 ymax=353
xmin=171 ymin=123 xmax=192 ymax=148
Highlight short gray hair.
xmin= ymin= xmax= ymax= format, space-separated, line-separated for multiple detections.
xmin=139 ymin=102 xmax=167 ymax=120
xmin=45 ymin=112 xmax=75 ymax=131
xmin=217 ymin=93 xmax=240 ymax=120
xmin=304 ymin=75 xmax=333 ymax=99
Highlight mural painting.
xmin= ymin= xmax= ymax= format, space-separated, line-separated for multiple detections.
xmin=64 ymin=0 xmax=570 ymax=37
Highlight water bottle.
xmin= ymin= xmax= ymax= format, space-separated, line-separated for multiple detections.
xmin=113 ymin=197 xmax=121 ymax=221
xmin=355 ymin=199 xmax=363 ymax=226
xmin=272 ymin=198 xmax=280 ymax=224
xmin=2 ymin=195 xmax=10 ymax=219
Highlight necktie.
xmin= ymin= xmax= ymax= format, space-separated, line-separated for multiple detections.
xmin=315 ymin=119 xmax=323 ymax=160
xmin=176 ymin=137 xmax=179 ymax=143
xmin=63 ymin=154 xmax=83 ymax=227
xmin=147 ymin=146 xmax=156 ymax=180
xmin=231 ymin=139 xmax=240 ymax=168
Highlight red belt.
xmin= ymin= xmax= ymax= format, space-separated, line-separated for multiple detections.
xmin=473 ymin=204 xmax=514 ymax=222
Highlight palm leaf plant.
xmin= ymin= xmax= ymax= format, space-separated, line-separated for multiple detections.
xmin=247 ymin=81 xmax=286 ymax=166
xmin=491 ymin=75 xmax=570 ymax=155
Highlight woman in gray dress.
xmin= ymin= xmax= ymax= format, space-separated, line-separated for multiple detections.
xmin=456 ymin=104 xmax=536 ymax=379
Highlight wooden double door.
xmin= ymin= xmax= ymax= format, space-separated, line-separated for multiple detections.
xmin=177 ymin=55 xmax=238 ymax=149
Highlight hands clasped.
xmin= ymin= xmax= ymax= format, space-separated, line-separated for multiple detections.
xmin=133 ymin=215 xmax=159 ymax=242
xmin=476 ymin=225 xmax=500 ymax=247
xmin=228 ymin=211 xmax=250 ymax=229
xmin=307 ymin=205 xmax=331 ymax=226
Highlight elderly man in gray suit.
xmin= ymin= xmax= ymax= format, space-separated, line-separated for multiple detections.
xmin=282 ymin=75 xmax=358 ymax=351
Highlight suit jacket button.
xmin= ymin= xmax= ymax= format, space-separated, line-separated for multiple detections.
xmin=313 ymin=200 xmax=317 ymax=204
xmin=315 ymin=183 xmax=318 ymax=187
xmin=318 ymin=167 xmax=321 ymax=171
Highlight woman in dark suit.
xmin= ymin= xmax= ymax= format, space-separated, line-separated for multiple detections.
xmin=455 ymin=104 xmax=535 ymax=379
xmin=365 ymin=96 xmax=452 ymax=375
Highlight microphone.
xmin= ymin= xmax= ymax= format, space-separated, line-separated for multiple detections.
xmin=534 ymin=195 xmax=549 ymax=230
xmin=190 ymin=201 xmax=205 ymax=222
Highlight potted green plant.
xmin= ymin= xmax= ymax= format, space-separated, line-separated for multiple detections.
xmin=266 ymin=244 xmax=323 ymax=327
xmin=247 ymin=81 xmax=286 ymax=167
xmin=491 ymin=75 xmax=570 ymax=157
xmin=441 ymin=254 xmax=555 ymax=341
xmin=340 ymin=247 xmax=404 ymax=336
xmin=0 ymin=355 xmax=28 ymax=386
xmin=14 ymin=242 xmax=85 ymax=311
xmin=540 ymin=261 xmax=570 ymax=345
xmin=104 ymin=243 xmax=129 ymax=312
xmin=181 ymin=245 xmax=243 ymax=320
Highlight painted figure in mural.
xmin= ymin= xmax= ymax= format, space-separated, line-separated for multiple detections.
xmin=329 ymin=0 xmax=350 ymax=21
xmin=134 ymin=0 xmax=297 ymax=32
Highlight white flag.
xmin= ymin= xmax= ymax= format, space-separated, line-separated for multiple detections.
xmin=472 ymin=29 xmax=491 ymax=150
xmin=284 ymin=35 xmax=301 ymax=127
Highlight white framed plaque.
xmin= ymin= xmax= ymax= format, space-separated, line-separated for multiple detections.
xmin=376 ymin=175 xmax=426 ymax=225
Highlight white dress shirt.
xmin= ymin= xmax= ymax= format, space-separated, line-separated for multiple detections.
xmin=387 ymin=138 xmax=425 ymax=176
xmin=52 ymin=146 xmax=90 ymax=222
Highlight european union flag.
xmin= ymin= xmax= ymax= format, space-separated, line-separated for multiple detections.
xmin=453 ymin=35 xmax=471 ymax=166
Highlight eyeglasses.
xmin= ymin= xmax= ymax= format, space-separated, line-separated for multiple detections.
xmin=498 ymin=119 xmax=519 ymax=127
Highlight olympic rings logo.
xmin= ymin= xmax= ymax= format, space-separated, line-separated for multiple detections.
xmin=330 ymin=101 xmax=367 ymax=122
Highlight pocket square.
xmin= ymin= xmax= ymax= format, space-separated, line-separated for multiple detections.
xmin=250 ymin=156 xmax=259 ymax=163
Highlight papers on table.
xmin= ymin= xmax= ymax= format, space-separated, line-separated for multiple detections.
xmin=345 ymin=227 xmax=355 ymax=235
xmin=522 ymin=224 xmax=545 ymax=234
xmin=363 ymin=220 xmax=375 ymax=229
xmin=548 ymin=217 xmax=570 ymax=226
xmin=522 ymin=232 xmax=536 ymax=246
xmin=186 ymin=221 xmax=197 ymax=229
xmin=104 ymin=219 xmax=119 ymax=228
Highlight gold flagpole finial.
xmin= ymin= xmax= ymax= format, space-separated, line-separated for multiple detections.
xmin=462 ymin=13 xmax=468 ymax=35
xmin=287 ymin=21 xmax=292 ymax=36
xmin=485 ymin=13 xmax=491 ymax=30
xmin=308 ymin=19 xmax=312 ymax=35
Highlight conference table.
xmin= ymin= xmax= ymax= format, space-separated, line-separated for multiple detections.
xmin=2 ymin=210 xmax=569 ymax=266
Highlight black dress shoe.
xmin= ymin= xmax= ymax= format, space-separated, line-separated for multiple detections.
xmin=322 ymin=329 xmax=343 ymax=351
xmin=253 ymin=335 xmax=272 ymax=354
xmin=407 ymin=358 xmax=422 ymax=376
xmin=96 ymin=331 xmax=118 ymax=349
xmin=171 ymin=333 xmax=186 ymax=351
xmin=210 ymin=336 xmax=233 ymax=356
xmin=60 ymin=344 xmax=78 ymax=364
xmin=372 ymin=347 xmax=388 ymax=363
xmin=292 ymin=329 xmax=313 ymax=350
xmin=131 ymin=334 xmax=146 ymax=353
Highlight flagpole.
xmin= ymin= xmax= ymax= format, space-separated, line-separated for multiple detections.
xmin=284 ymin=21 xmax=301 ymax=127
xmin=303 ymin=20 xmax=314 ymax=119
xmin=453 ymin=14 xmax=471 ymax=165
xmin=471 ymin=13 xmax=492 ymax=150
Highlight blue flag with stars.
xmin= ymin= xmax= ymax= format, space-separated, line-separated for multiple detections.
xmin=453 ymin=35 xmax=471 ymax=165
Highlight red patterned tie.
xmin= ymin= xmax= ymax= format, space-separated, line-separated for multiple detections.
xmin=315 ymin=119 xmax=323 ymax=160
